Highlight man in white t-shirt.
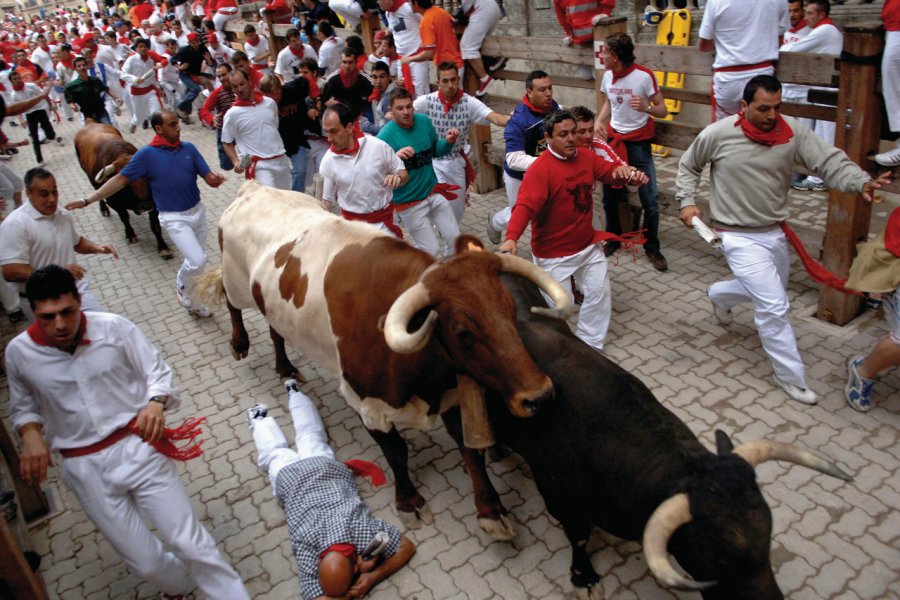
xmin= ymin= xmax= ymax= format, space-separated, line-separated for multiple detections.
xmin=243 ymin=24 xmax=272 ymax=76
xmin=597 ymin=33 xmax=669 ymax=271
xmin=413 ymin=61 xmax=509 ymax=222
xmin=378 ymin=0 xmax=429 ymax=97
xmin=274 ymin=27 xmax=317 ymax=83
xmin=319 ymin=103 xmax=408 ymax=236
xmin=222 ymin=68 xmax=292 ymax=190
xmin=315 ymin=21 xmax=344 ymax=78
xmin=698 ymin=0 xmax=788 ymax=121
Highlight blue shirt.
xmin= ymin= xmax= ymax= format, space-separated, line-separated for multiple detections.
xmin=119 ymin=142 xmax=210 ymax=213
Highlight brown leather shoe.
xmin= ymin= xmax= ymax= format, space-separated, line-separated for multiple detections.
xmin=647 ymin=251 xmax=668 ymax=272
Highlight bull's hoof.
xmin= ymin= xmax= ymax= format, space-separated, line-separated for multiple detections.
xmin=230 ymin=346 xmax=249 ymax=361
xmin=127 ymin=236 xmax=139 ymax=245
xmin=275 ymin=362 xmax=306 ymax=382
xmin=158 ymin=248 xmax=173 ymax=259
xmin=478 ymin=513 xmax=516 ymax=541
xmin=572 ymin=584 xmax=603 ymax=600
xmin=396 ymin=503 xmax=433 ymax=530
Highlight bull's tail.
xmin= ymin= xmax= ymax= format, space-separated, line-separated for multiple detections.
xmin=196 ymin=265 xmax=226 ymax=304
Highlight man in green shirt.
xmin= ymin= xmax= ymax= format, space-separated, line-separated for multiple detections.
xmin=64 ymin=55 xmax=121 ymax=125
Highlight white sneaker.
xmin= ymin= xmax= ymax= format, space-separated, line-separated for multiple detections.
xmin=773 ymin=376 xmax=818 ymax=405
xmin=873 ymin=145 xmax=900 ymax=167
xmin=707 ymin=286 xmax=732 ymax=325
xmin=176 ymin=285 xmax=191 ymax=309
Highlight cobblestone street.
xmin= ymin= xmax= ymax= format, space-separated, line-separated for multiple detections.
xmin=1 ymin=115 xmax=898 ymax=599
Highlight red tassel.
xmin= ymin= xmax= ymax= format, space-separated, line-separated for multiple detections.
xmin=780 ymin=223 xmax=863 ymax=296
xmin=128 ymin=416 xmax=207 ymax=461
xmin=344 ymin=459 xmax=387 ymax=487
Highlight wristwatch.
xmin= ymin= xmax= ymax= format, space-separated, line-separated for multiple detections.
xmin=149 ymin=395 xmax=168 ymax=408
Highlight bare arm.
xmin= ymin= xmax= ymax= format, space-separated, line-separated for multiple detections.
xmin=65 ymin=173 xmax=130 ymax=210
xmin=400 ymin=49 xmax=434 ymax=64
xmin=347 ymin=536 xmax=416 ymax=599
xmin=2 ymin=263 xmax=32 ymax=283
xmin=223 ymin=142 xmax=241 ymax=172
xmin=6 ymin=86 xmax=53 ymax=117
xmin=74 ymin=236 xmax=119 ymax=258
xmin=487 ymin=111 xmax=510 ymax=127
xmin=698 ymin=37 xmax=715 ymax=52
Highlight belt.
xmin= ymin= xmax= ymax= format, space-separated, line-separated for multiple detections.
xmin=161 ymin=201 xmax=202 ymax=216
xmin=131 ymin=84 xmax=155 ymax=95
xmin=60 ymin=422 xmax=132 ymax=458
xmin=714 ymin=60 xmax=774 ymax=73
xmin=246 ymin=153 xmax=286 ymax=179
xmin=712 ymin=221 xmax=781 ymax=233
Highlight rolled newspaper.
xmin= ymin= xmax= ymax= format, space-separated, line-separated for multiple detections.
xmin=136 ymin=69 xmax=156 ymax=84
xmin=692 ymin=216 xmax=722 ymax=249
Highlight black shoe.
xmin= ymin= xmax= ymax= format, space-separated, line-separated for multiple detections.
xmin=488 ymin=56 xmax=508 ymax=72
xmin=647 ymin=251 xmax=668 ymax=272
xmin=603 ymin=242 xmax=619 ymax=257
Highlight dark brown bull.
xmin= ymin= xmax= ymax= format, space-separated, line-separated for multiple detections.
xmin=73 ymin=124 xmax=171 ymax=258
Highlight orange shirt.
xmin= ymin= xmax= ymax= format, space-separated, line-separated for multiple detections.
xmin=418 ymin=6 xmax=462 ymax=67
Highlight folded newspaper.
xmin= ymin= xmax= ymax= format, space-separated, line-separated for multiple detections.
xmin=692 ymin=216 xmax=722 ymax=249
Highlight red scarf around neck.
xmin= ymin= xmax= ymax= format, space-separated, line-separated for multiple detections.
xmin=149 ymin=134 xmax=181 ymax=148
xmin=11 ymin=81 xmax=23 ymax=91
xmin=438 ymin=87 xmax=463 ymax=113
xmin=305 ymin=73 xmax=320 ymax=98
xmin=329 ymin=127 xmax=364 ymax=155
xmin=233 ymin=90 xmax=265 ymax=106
xmin=28 ymin=311 xmax=90 ymax=348
xmin=288 ymin=43 xmax=306 ymax=59
xmin=813 ymin=17 xmax=834 ymax=29
xmin=734 ymin=111 xmax=794 ymax=146
xmin=245 ymin=34 xmax=260 ymax=47
xmin=611 ymin=64 xmax=637 ymax=84
xmin=386 ymin=0 xmax=405 ymax=11
xmin=789 ymin=18 xmax=808 ymax=33
xmin=368 ymin=85 xmax=385 ymax=102
xmin=522 ymin=93 xmax=550 ymax=115
xmin=339 ymin=68 xmax=359 ymax=89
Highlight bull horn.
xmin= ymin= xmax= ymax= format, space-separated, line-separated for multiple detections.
xmin=383 ymin=281 xmax=438 ymax=354
xmin=643 ymin=493 xmax=716 ymax=591
xmin=733 ymin=440 xmax=853 ymax=482
xmin=95 ymin=163 xmax=116 ymax=184
xmin=495 ymin=253 xmax=576 ymax=320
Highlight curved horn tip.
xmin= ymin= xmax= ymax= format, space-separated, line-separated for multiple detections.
xmin=530 ymin=305 xmax=578 ymax=320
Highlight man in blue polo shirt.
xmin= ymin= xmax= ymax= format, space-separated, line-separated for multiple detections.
xmin=66 ymin=110 xmax=226 ymax=317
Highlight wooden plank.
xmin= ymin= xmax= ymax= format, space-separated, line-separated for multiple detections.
xmin=0 ymin=513 xmax=47 ymax=599
xmin=492 ymin=70 xmax=595 ymax=90
xmin=652 ymin=120 xmax=703 ymax=151
xmin=480 ymin=36 xmax=594 ymax=66
xmin=463 ymin=69 xmax=501 ymax=193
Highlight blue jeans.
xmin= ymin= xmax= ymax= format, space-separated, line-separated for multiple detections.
xmin=216 ymin=128 xmax=233 ymax=171
xmin=177 ymin=72 xmax=201 ymax=114
xmin=289 ymin=146 xmax=309 ymax=193
xmin=603 ymin=139 xmax=660 ymax=254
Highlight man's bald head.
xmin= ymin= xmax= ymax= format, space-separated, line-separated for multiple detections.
xmin=319 ymin=551 xmax=354 ymax=596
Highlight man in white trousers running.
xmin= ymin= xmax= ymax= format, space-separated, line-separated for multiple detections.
xmin=8 ymin=265 xmax=250 ymax=600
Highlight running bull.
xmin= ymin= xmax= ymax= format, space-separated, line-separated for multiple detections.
xmin=199 ymin=181 xmax=574 ymax=538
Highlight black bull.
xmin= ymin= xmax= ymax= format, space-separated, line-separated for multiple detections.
xmin=442 ymin=272 xmax=853 ymax=599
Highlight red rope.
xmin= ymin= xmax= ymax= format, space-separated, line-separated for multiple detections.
xmin=780 ymin=223 xmax=862 ymax=296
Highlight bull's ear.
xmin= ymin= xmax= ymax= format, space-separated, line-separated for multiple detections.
xmin=455 ymin=234 xmax=485 ymax=254
xmin=715 ymin=429 xmax=734 ymax=455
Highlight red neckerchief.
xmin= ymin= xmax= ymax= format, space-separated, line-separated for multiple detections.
xmin=149 ymin=134 xmax=181 ymax=148
xmin=355 ymin=54 xmax=366 ymax=72
xmin=11 ymin=81 xmax=23 ymax=91
xmin=386 ymin=0 xmax=405 ymax=11
xmin=287 ymin=43 xmax=305 ymax=59
xmin=245 ymin=34 xmax=259 ymax=47
xmin=339 ymin=67 xmax=358 ymax=89
xmin=368 ymin=85 xmax=384 ymax=102
xmin=233 ymin=90 xmax=265 ymax=106
xmin=521 ymin=94 xmax=549 ymax=115
xmin=789 ymin=18 xmax=808 ymax=33
xmin=734 ymin=111 xmax=794 ymax=146
xmin=58 ymin=56 xmax=74 ymax=69
xmin=611 ymin=64 xmax=637 ymax=84
xmin=329 ymin=127 xmax=364 ymax=155
xmin=305 ymin=73 xmax=320 ymax=98
xmin=438 ymin=87 xmax=463 ymax=113
xmin=886 ymin=207 xmax=900 ymax=257
xmin=27 ymin=311 xmax=91 ymax=347
xmin=319 ymin=543 xmax=357 ymax=563
xmin=813 ymin=17 xmax=834 ymax=28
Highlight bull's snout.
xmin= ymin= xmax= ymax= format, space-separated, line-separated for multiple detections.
xmin=509 ymin=376 xmax=554 ymax=417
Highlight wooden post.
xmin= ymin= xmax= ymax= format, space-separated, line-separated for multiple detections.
xmin=816 ymin=27 xmax=884 ymax=326
xmin=0 ymin=424 xmax=48 ymax=523
xmin=463 ymin=70 xmax=501 ymax=193
xmin=0 ymin=513 xmax=47 ymax=599
xmin=262 ymin=10 xmax=284 ymax=56
xmin=360 ymin=13 xmax=380 ymax=55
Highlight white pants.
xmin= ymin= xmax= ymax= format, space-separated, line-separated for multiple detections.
xmin=712 ymin=66 xmax=774 ymax=121
xmin=130 ymin=91 xmax=162 ymax=128
xmin=884 ymin=30 xmax=900 ymax=132
xmin=328 ymin=0 xmax=363 ymax=28
xmin=433 ymin=155 xmax=467 ymax=222
xmin=0 ymin=276 xmax=18 ymax=313
xmin=534 ymin=244 xmax=611 ymax=350
xmin=884 ymin=287 xmax=900 ymax=345
xmin=460 ymin=0 xmax=502 ymax=60
xmin=305 ymin=138 xmax=328 ymax=190
xmin=403 ymin=61 xmax=430 ymax=98
xmin=711 ymin=229 xmax=807 ymax=387
xmin=175 ymin=2 xmax=192 ymax=29
xmin=252 ymin=387 xmax=334 ymax=496
xmin=159 ymin=202 xmax=208 ymax=304
xmin=212 ymin=7 xmax=239 ymax=31
xmin=20 ymin=278 xmax=105 ymax=322
xmin=253 ymin=155 xmax=293 ymax=190
xmin=61 ymin=435 xmax=250 ymax=599
xmin=490 ymin=171 xmax=522 ymax=231
xmin=396 ymin=193 xmax=460 ymax=256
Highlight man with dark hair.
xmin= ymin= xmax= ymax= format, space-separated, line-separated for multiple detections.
xmin=362 ymin=60 xmax=395 ymax=134
xmin=69 ymin=111 xmax=226 ymax=317
xmin=0 ymin=167 xmax=116 ymax=321
xmin=274 ymin=27 xmax=317 ymax=83
xmin=243 ymin=23 xmax=272 ymax=76
xmin=784 ymin=0 xmax=809 ymax=45
xmin=199 ymin=62 xmax=237 ymax=169
xmin=316 ymin=20 xmax=343 ymax=78
xmin=247 ymin=381 xmax=415 ymax=600
xmin=499 ymin=110 xmax=643 ymax=351
xmin=320 ymin=102 xmax=407 ymax=235
xmin=65 ymin=54 xmax=120 ymax=125
xmin=121 ymin=37 xmax=166 ymax=133
xmin=377 ymin=87 xmax=461 ymax=256
xmin=171 ymin=31 xmax=214 ymax=123
xmin=403 ymin=0 xmax=463 ymax=77
xmin=488 ymin=70 xmax=559 ymax=244
xmin=8 ymin=70 xmax=62 ymax=165
xmin=677 ymin=75 xmax=891 ymax=405
xmin=260 ymin=73 xmax=313 ymax=192
xmin=230 ymin=50 xmax=263 ymax=89
xmin=7 ymin=264 xmax=251 ymax=600
xmin=413 ymin=61 xmax=508 ymax=222
xmin=598 ymin=31 xmax=669 ymax=271
xmin=321 ymin=48 xmax=374 ymax=120
xmin=378 ymin=0 xmax=429 ymax=96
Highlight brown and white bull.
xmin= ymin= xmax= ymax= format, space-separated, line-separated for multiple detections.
xmin=203 ymin=181 xmax=573 ymax=537
xmin=74 ymin=124 xmax=171 ymax=258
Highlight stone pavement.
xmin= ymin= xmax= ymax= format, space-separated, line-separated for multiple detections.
xmin=0 ymin=115 xmax=898 ymax=600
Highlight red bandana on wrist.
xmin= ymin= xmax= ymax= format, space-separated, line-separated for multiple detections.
xmin=611 ymin=64 xmax=637 ymax=84
xmin=734 ymin=111 xmax=794 ymax=146
xmin=438 ymin=87 xmax=463 ymax=113
xmin=149 ymin=134 xmax=181 ymax=148
xmin=233 ymin=90 xmax=265 ymax=106
xmin=521 ymin=93 xmax=549 ymax=115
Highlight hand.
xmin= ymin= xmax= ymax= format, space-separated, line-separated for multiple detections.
xmin=399 ymin=56 xmax=409 ymax=65
xmin=325 ymin=97 xmax=338 ymax=107
xmin=445 ymin=128 xmax=460 ymax=144
xmin=347 ymin=572 xmax=377 ymax=598
xmin=69 ymin=103 xmax=79 ymax=112
xmin=96 ymin=244 xmax=120 ymax=259
xmin=628 ymin=96 xmax=647 ymax=112
xmin=115 ymin=97 xmax=123 ymax=106
xmin=595 ymin=122 xmax=608 ymax=139
xmin=590 ymin=13 xmax=609 ymax=25
xmin=64 ymin=198 xmax=89 ymax=210
xmin=562 ymin=36 xmax=573 ymax=46
xmin=19 ymin=425 xmax=52 ymax=485
xmin=679 ymin=205 xmax=702 ymax=228
xmin=498 ymin=239 xmax=517 ymax=254
xmin=66 ymin=263 xmax=86 ymax=280
xmin=134 ymin=401 xmax=165 ymax=442
xmin=862 ymin=171 xmax=892 ymax=202
xmin=234 ymin=163 xmax=245 ymax=175
xmin=625 ymin=167 xmax=648 ymax=186
xmin=206 ymin=172 xmax=226 ymax=187
xmin=307 ymin=108 xmax=318 ymax=120
xmin=384 ymin=173 xmax=402 ymax=189
xmin=396 ymin=146 xmax=414 ymax=160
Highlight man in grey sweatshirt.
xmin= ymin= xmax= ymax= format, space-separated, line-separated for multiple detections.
xmin=676 ymin=74 xmax=890 ymax=406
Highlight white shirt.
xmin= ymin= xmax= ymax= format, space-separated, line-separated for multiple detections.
xmin=783 ymin=21 xmax=842 ymax=55
xmin=698 ymin=0 xmax=788 ymax=69
xmin=317 ymin=36 xmax=344 ymax=78
xmin=7 ymin=311 xmax=180 ymax=451
xmin=274 ymin=44 xmax=317 ymax=82
xmin=600 ymin=65 xmax=659 ymax=134
xmin=208 ymin=42 xmax=235 ymax=67
xmin=121 ymin=53 xmax=159 ymax=86
xmin=221 ymin=95 xmax=286 ymax=157
xmin=0 ymin=203 xmax=80 ymax=290
xmin=55 ymin=60 xmax=77 ymax=84
xmin=93 ymin=44 xmax=122 ymax=76
xmin=150 ymin=31 xmax=174 ymax=54
xmin=384 ymin=2 xmax=422 ymax=56
xmin=781 ymin=24 xmax=811 ymax=48
xmin=245 ymin=34 xmax=271 ymax=73
xmin=29 ymin=45 xmax=56 ymax=74
xmin=320 ymin=135 xmax=405 ymax=213
xmin=413 ymin=91 xmax=492 ymax=158
xmin=8 ymin=82 xmax=51 ymax=114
